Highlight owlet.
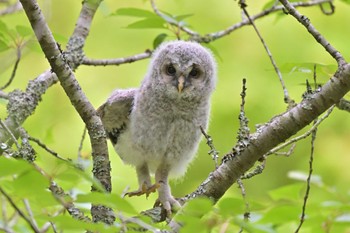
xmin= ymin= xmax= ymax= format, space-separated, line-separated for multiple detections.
xmin=98 ymin=40 xmax=217 ymax=215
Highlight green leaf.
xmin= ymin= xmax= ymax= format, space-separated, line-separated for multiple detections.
xmin=113 ymin=8 xmax=155 ymax=18
xmin=0 ymin=157 xmax=32 ymax=178
xmin=340 ymin=0 xmax=350 ymax=4
xmin=268 ymin=183 xmax=304 ymax=202
xmin=181 ymin=197 xmax=213 ymax=217
xmin=218 ymin=197 xmax=246 ymax=217
xmin=16 ymin=25 xmax=32 ymax=37
xmin=262 ymin=0 xmax=277 ymax=10
xmin=259 ymin=205 xmax=301 ymax=224
xmin=126 ymin=18 xmax=166 ymax=29
xmin=174 ymin=13 xmax=194 ymax=22
xmin=204 ymin=43 xmax=222 ymax=62
xmin=153 ymin=33 xmax=167 ymax=49
xmin=76 ymin=192 xmax=138 ymax=215
xmin=280 ymin=62 xmax=336 ymax=77
xmin=0 ymin=20 xmax=9 ymax=34
xmin=0 ymin=39 xmax=9 ymax=53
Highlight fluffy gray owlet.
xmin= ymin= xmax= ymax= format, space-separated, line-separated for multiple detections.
xmin=98 ymin=40 xmax=216 ymax=215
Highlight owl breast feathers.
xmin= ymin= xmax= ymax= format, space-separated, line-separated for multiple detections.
xmin=98 ymin=40 xmax=216 ymax=213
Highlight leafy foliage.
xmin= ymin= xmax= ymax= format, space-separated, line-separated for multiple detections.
xmin=1 ymin=0 xmax=350 ymax=232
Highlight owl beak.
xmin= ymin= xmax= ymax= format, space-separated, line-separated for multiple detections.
xmin=177 ymin=75 xmax=185 ymax=93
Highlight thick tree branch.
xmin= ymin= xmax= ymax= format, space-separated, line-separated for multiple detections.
xmin=19 ymin=0 xmax=114 ymax=224
xmin=184 ymin=63 xmax=350 ymax=202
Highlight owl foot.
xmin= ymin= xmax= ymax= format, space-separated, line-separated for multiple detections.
xmin=126 ymin=182 xmax=160 ymax=198
xmin=154 ymin=194 xmax=181 ymax=217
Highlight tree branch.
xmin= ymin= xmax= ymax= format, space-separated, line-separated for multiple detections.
xmin=191 ymin=0 xmax=332 ymax=42
xmin=19 ymin=0 xmax=114 ymax=224
xmin=184 ymin=63 xmax=350 ymax=203
xmin=82 ymin=50 xmax=152 ymax=66
xmin=279 ymin=0 xmax=346 ymax=66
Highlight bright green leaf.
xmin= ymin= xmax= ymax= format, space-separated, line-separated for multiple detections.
xmin=175 ymin=13 xmax=194 ymax=22
xmin=76 ymin=192 xmax=138 ymax=215
xmin=262 ymin=0 xmax=277 ymax=10
xmin=153 ymin=33 xmax=167 ymax=49
xmin=16 ymin=25 xmax=32 ymax=37
xmin=181 ymin=198 xmax=213 ymax=217
xmin=0 ymin=157 xmax=32 ymax=178
xmin=259 ymin=205 xmax=300 ymax=224
xmin=268 ymin=183 xmax=304 ymax=201
xmin=218 ymin=197 xmax=246 ymax=217
xmin=126 ymin=18 xmax=166 ymax=29
xmin=0 ymin=20 xmax=9 ymax=34
xmin=0 ymin=39 xmax=9 ymax=53
xmin=113 ymin=8 xmax=155 ymax=18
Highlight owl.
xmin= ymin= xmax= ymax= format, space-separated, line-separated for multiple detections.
xmin=98 ymin=41 xmax=216 ymax=215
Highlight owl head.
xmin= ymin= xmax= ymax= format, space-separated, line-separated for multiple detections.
xmin=145 ymin=40 xmax=217 ymax=101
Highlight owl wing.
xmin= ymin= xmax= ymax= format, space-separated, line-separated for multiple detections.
xmin=97 ymin=88 xmax=137 ymax=145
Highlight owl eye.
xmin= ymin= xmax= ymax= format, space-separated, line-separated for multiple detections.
xmin=189 ymin=68 xmax=199 ymax=77
xmin=166 ymin=65 xmax=176 ymax=76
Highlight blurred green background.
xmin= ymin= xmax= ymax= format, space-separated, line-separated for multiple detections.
xmin=1 ymin=0 xmax=350 ymax=213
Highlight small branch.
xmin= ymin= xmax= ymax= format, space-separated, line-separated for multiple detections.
xmin=0 ymin=187 xmax=40 ymax=233
xmin=23 ymin=199 xmax=39 ymax=231
xmin=237 ymin=179 xmax=250 ymax=231
xmin=0 ymin=47 xmax=21 ymax=90
xmin=196 ymin=0 xmax=332 ymax=42
xmin=0 ymin=119 xmax=20 ymax=149
xmin=279 ymin=0 xmax=346 ymax=66
xmin=49 ymin=183 xmax=91 ymax=222
xmin=0 ymin=1 xmax=22 ymax=16
xmin=295 ymin=118 xmax=318 ymax=232
xmin=267 ymin=105 xmax=335 ymax=156
xmin=200 ymin=126 xmax=219 ymax=169
xmin=77 ymin=126 xmax=87 ymax=159
xmin=239 ymin=2 xmax=293 ymax=106
xmin=336 ymin=98 xmax=350 ymax=112
xmin=240 ymin=159 xmax=266 ymax=179
xmin=27 ymin=135 xmax=67 ymax=161
xmin=82 ymin=51 xmax=152 ymax=66
xmin=236 ymin=78 xmax=250 ymax=147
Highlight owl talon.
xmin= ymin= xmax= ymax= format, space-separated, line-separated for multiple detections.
xmin=126 ymin=182 xmax=160 ymax=198
xmin=154 ymin=196 xmax=181 ymax=217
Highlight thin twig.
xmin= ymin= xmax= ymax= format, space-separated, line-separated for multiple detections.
xmin=23 ymin=199 xmax=39 ymax=231
xmin=239 ymin=1 xmax=292 ymax=105
xmin=200 ymin=0 xmax=332 ymax=42
xmin=237 ymin=78 xmax=250 ymax=143
xmin=0 ymin=47 xmax=21 ymax=90
xmin=279 ymin=0 xmax=346 ymax=66
xmin=82 ymin=51 xmax=152 ymax=66
xmin=240 ymin=159 xmax=266 ymax=179
xmin=237 ymin=179 xmax=250 ymax=233
xmin=27 ymin=135 xmax=66 ymax=161
xmin=0 ymin=1 xmax=22 ymax=16
xmin=200 ymin=126 xmax=219 ymax=169
xmin=0 ymin=187 xmax=40 ymax=233
xmin=0 ymin=119 xmax=20 ymax=149
xmin=78 ymin=126 xmax=87 ymax=159
xmin=295 ymin=117 xmax=317 ymax=232
xmin=267 ymin=105 xmax=335 ymax=156
xmin=1 ymin=195 xmax=7 ymax=229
